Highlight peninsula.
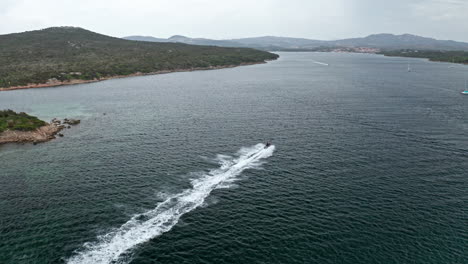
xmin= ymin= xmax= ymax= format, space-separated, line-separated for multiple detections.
xmin=378 ymin=49 xmax=468 ymax=64
xmin=0 ymin=27 xmax=279 ymax=91
xmin=0 ymin=110 xmax=78 ymax=144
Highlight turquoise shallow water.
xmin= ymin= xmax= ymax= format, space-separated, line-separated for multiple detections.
xmin=0 ymin=52 xmax=467 ymax=264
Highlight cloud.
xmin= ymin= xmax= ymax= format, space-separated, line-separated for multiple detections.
xmin=0 ymin=0 xmax=18 ymax=14
xmin=0 ymin=0 xmax=467 ymax=42
xmin=410 ymin=0 xmax=468 ymax=21
xmin=340 ymin=0 xmax=468 ymax=41
xmin=407 ymin=0 xmax=468 ymax=40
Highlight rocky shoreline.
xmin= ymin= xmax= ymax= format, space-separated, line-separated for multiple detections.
xmin=0 ymin=118 xmax=80 ymax=145
xmin=0 ymin=62 xmax=267 ymax=92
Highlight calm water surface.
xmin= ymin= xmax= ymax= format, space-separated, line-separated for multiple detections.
xmin=0 ymin=52 xmax=467 ymax=264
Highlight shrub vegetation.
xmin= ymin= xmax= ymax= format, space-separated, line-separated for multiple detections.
xmin=0 ymin=110 xmax=46 ymax=132
xmin=0 ymin=27 xmax=279 ymax=88
xmin=380 ymin=49 xmax=468 ymax=64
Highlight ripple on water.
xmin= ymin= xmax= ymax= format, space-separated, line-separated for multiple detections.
xmin=0 ymin=52 xmax=467 ymax=264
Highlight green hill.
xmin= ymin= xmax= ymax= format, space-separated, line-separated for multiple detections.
xmin=0 ymin=110 xmax=46 ymax=132
xmin=0 ymin=27 xmax=278 ymax=88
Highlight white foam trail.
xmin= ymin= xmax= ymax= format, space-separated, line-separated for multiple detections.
xmin=67 ymin=143 xmax=275 ymax=264
xmin=312 ymin=60 xmax=329 ymax=66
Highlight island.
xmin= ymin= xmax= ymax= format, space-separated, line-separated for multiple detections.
xmin=0 ymin=27 xmax=279 ymax=91
xmin=0 ymin=110 xmax=79 ymax=144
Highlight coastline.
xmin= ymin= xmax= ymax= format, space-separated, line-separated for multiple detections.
xmin=378 ymin=53 xmax=468 ymax=65
xmin=0 ymin=61 xmax=268 ymax=92
xmin=0 ymin=123 xmax=64 ymax=145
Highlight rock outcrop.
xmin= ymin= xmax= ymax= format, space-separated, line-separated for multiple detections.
xmin=0 ymin=118 xmax=80 ymax=144
xmin=0 ymin=124 xmax=63 ymax=144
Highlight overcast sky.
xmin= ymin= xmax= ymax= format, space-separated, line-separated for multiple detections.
xmin=1 ymin=0 xmax=468 ymax=41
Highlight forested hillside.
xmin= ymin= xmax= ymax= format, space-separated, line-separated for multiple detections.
xmin=0 ymin=27 xmax=278 ymax=88
xmin=380 ymin=50 xmax=468 ymax=64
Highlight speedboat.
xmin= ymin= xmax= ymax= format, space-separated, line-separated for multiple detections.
xmin=265 ymin=142 xmax=271 ymax=148
xmin=462 ymin=91 xmax=468 ymax=95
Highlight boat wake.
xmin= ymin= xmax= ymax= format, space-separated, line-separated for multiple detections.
xmin=312 ymin=60 xmax=329 ymax=66
xmin=66 ymin=143 xmax=275 ymax=264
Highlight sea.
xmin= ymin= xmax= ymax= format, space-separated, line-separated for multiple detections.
xmin=0 ymin=52 xmax=467 ymax=264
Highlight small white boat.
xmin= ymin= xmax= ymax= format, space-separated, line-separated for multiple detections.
xmin=462 ymin=81 xmax=468 ymax=95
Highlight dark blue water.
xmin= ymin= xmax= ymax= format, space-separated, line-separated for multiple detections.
xmin=0 ymin=52 xmax=467 ymax=264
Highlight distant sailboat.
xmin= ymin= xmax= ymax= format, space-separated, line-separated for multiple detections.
xmin=462 ymin=80 xmax=468 ymax=95
xmin=407 ymin=63 xmax=411 ymax=72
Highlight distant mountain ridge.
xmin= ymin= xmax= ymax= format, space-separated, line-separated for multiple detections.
xmin=124 ymin=35 xmax=247 ymax=48
xmin=124 ymin=33 xmax=468 ymax=51
xmin=331 ymin=34 xmax=468 ymax=51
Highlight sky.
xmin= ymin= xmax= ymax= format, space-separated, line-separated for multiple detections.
xmin=1 ymin=0 xmax=468 ymax=42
